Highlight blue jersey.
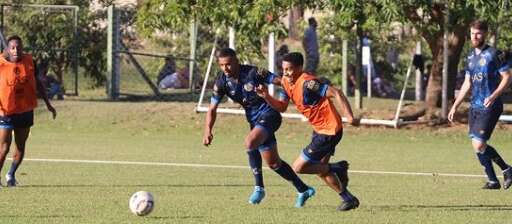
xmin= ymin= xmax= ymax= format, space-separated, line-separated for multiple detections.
xmin=211 ymin=65 xmax=279 ymax=125
xmin=465 ymin=45 xmax=510 ymax=109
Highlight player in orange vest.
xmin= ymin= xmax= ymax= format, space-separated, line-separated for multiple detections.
xmin=0 ymin=35 xmax=56 ymax=187
xmin=256 ymin=52 xmax=360 ymax=211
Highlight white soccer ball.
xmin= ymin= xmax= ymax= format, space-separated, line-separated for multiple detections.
xmin=129 ymin=191 xmax=154 ymax=216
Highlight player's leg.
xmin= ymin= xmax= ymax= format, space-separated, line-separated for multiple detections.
xmin=0 ymin=115 xmax=14 ymax=186
xmin=244 ymin=127 xmax=265 ymax=204
xmin=469 ymin=108 xmax=500 ymax=189
xmin=477 ymin=106 xmax=512 ymax=189
xmin=5 ymin=111 xmax=34 ymax=187
xmin=0 ymin=128 xmax=13 ymax=187
xmin=6 ymin=127 xmax=30 ymax=187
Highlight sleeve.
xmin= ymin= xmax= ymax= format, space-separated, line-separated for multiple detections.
xmin=277 ymin=87 xmax=289 ymax=101
xmin=464 ymin=61 xmax=470 ymax=78
xmin=254 ymin=67 xmax=278 ymax=85
xmin=496 ymin=50 xmax=511 ymax=73
xmin=210 ymin=74 xmax=226 ymax=105
xmin=302 ymin=79 xmax=328 ymax=105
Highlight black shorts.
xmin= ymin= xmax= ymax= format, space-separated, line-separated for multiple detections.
xmin=301 ymin=129 xmax=343 ymax=163
xmin=0 ymin=110 xmax=34 ymax=129
xmin=468 ymin=105 xmax=502 ymax=142
xmin=251 ymin=110 xmax=282 ymax=151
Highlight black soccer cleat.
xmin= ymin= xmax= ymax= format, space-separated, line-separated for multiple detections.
xmin=503 ymin=168 xmax=512 ymax=190
xmin=482 ymin=181 xmax=501 ymax=190
xmin=337 ymin=196 xmax=360 ymax=211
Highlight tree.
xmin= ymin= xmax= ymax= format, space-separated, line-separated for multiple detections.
xmin=2 ymin=0 xmax=109 ymax=87
xmin=325 ymin=0 xmax=504 ymax=118
xmin=135 ymin=0 xmax=294 ymax=61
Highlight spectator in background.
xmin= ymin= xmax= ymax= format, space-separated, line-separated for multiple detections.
xmin=275 ymin=44 xmax=289 ymax=76
xmin=302 ymin=17 xmax=319 ymax=73
xmin=157 ymin=56 xmax=177 ymax=87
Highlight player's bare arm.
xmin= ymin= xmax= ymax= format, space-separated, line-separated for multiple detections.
xmin=484 ymin=70 xmax=511 ymax=108
xmin=256 ymin=85 xmax=289 ymax=113
xmin=448 ymin=76 xmax=471 ymax=122
xmin=326 ymin=85 xmax=357 ymax=125
xmin=203 ymin=103 xmax=218 ymax=146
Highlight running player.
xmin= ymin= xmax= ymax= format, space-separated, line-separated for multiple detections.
xmin=203 ymin=48 xmax=314 ymax=207
xmin=256 ymin=52 xmax=360 ymax=211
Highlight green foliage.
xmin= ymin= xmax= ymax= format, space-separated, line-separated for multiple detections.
xmin=136 ymin=0 xmax=291 ymax=59
xmin=2 ymin=0 xmax=108 ymax=87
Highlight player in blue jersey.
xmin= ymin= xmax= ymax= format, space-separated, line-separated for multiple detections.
xmin=202 ymin=48 xmax=315 ymax=207
xmin=448 ymin=20 xmax=512 ymax=190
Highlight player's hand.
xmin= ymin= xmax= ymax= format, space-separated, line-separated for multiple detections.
xmin=484 ymin=96 xmax=496 ymax=108
xmin=346 ymin=116 xmax=360 ymax=127
xmin=447 ymin=107 xmax=456 ymax=123
xmin=47 ymin=104 xmax=57 ymax=119
xmin=256 ymin=85 xmax=269 ymax=98
xmin=203 ymin=131 xmax=213 ymax=146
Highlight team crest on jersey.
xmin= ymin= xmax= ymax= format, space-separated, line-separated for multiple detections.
xmin=244 ymin=83 xmax=254 ymax=92
xmin=305 ymin=80 xmax=320 ymax=92
xmin=479 ymin=58 xmax=486 ymax=66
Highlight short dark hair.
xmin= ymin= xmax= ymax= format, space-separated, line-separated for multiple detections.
xmin=283 ymin=52 xmax=304 ymax=66
xmin=470 ymin=20 xmax=488 ymax=32
xmin=216 ymin=48 xmax=237 ymax=58
xmin=6 ymin=35 xmax=22 ymax=44
xmin=308 ymin=17 xmax=316 ymax=26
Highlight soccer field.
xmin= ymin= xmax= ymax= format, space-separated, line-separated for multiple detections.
xmin=1 ymin=100 xmax=512 ymax=224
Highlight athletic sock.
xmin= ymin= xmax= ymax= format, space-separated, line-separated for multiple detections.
xmin=328 ymin=163 xmax=345 ymax=173
xmin=272 ymin=161 xmax=309 ymax=193
xmin=7 ymin=161 xmax=18 ymax=178
xmin=484 ymin=145 xmax=510 ymax=171
xmin=339 ymin=190 xmax=355 ymax=202
xmin=247 ymin=149 xmax=264 ymax=187
xmin=477 ymin=151 xmax=499 ymax=182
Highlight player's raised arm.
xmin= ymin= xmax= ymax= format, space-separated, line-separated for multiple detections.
xmin=256 ymin=84 xmax=290 ymax=113
xmin=326 ymin=85 xmax=357 ymax=125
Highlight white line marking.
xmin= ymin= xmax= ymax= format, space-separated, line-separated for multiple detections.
xmin=19 ymin=158 xmax=487 ymax=178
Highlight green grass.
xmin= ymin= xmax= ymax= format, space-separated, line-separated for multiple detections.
xmin=1 ymin=100 xmax=512 ymax=223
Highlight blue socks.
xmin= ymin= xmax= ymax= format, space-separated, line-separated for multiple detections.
xmin=247 ymin=149 xmax=264 ymax=188
xmin=477 ymin=151 xmax=499 ymax=182
xmin=7 ymin=161 xmax=19 ymax=178
xmin=339 ymin=190 xmax=355 ymax=202
xmin=272 ymin=161 xmax=309 ymax=193
xmin=484 ymin=145 xmax=510 ymax=171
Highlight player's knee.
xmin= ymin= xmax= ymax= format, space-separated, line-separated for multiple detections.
xmin=472 ymin=140 xmax=487 ymax=152
xmin=244 ymin=138 xmax=258 ymax=150
xmin=267 ymin=159 xmax=281 ymax=170
xmin=293 ymin=162 xmax=305 ymax=174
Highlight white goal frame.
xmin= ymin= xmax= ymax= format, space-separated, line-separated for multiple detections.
xmin=195 ymin=31 xmax=417 ymax=128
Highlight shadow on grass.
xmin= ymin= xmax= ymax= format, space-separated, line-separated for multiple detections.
xmin=147 ymin=215 xmax=204 ymax=220
xmin=67 ymin=91 xmax=204 ymax=103
xmin=19 ymin=183 xmax=284 ymax=188
xmin=372 ymin=204 xmax=512 ymax=211
xmin=0 ymin=215 xmax=81 ymax=218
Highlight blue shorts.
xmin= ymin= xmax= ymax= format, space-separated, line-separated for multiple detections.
xmin=468 ymin=105 xmax=502 ymax=142
xmin=251 ymin=110 xmax=282 ymax=151
xmin=301 ymin=129 xmax=343 ymax=163
xmin=0 ymin=110 xmax=34 ymax=129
